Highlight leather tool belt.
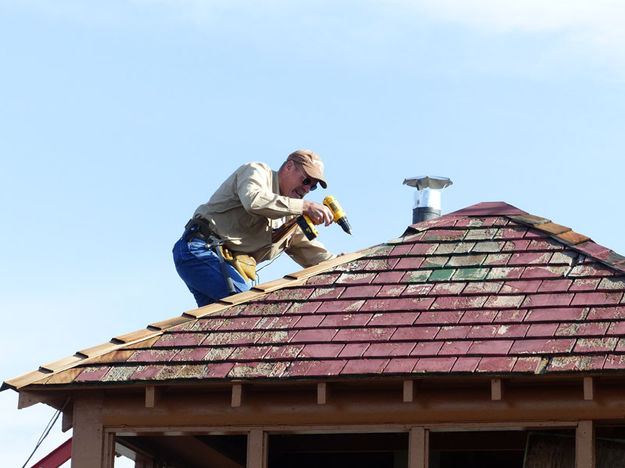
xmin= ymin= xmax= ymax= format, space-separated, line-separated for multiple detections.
xmin=184 ymin=217 xmax=257 ymax=281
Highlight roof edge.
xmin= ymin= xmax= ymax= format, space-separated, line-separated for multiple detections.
xmin=2 ymin=250 xmax=368 ymax=393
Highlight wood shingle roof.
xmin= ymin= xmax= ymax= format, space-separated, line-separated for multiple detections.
xmin=4 ymin=201 xmax=625 ymax=392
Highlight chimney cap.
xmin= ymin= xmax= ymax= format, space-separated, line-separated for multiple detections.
xmin=403 ymin=176 xmax=453 ymax=190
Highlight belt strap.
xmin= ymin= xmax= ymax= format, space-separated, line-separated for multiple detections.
xmin=183 ymin=217 xmax=219 ymax=243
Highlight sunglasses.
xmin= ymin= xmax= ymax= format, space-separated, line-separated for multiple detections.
xmin=301 ymin=176 xmax=318 ymax=191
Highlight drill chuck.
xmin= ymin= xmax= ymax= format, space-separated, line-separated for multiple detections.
xmin=336 ymin=217 xmax=352 ymax=235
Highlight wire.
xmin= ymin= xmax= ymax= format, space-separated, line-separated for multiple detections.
xmin=254 ymin=250 xmax=285 ymax=284
xmin=21 ymin=398 xmax=69 ymax=468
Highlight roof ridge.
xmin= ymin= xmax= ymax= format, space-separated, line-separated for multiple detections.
xmin=2 ymin=250 xmax=368 ymax=392
xmin=401 ymin=201 xmax=624 ymax=274
xmin=505 ymin=215 xmax=625 ymax=274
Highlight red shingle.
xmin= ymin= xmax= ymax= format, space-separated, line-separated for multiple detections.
xmin=522 ymin=293 xmax=573 ymax=308
xmin=524 ymin=307 xmax=586 ymax=322
xmin=416 ymin=310 xmax=464 ymax=325
xmin=395 ymin=257 xmax=426 ymax=270
xmin=461 ymin=309 xmax=499 ymax=324
xmin=284 ymin=359 xmax=347 ymax=377
xmin=500 ymin=280 xmax=542 ymax=294
xmin=486 ymin=267 xmax=524 ymax=280
xmin=335 ymin=272 xmax=376 ymax=284
xmin=410 ymin=341 xmax=444 ymax=356
xmin=341 ymin=358 xmax=389 ymax=375
xmin=294 ymin=315 xmax=325 ymax=328
xmin=403 ymin=283 xmax=435 ymax=296
xmin=309 ymin=287 xmax=345 ymax=300
xmin=587 ymin=306 xmax=625 ymax=320
xmin=341 ymin=285 xmax=382 ymax=299
xmin=376 ymin=284 xmax=408 ymax=297
xmin=431 ymin=295 xmax=488 ymax=310
xmin=436 ymin=325 xmax=471 ymax=340
xmin=292 ymin=328 xmax=338 ymax=343
xmin=430 ymin=282 xmax=467 ymax=295
xmin=218 ymin=316 xmax=262 ymax=331
xmin=510 ymin=338 xmax=575 ymax=354
xmin=391 ymin=326 xmax=440 ymax=341
xmin=438 ymin=341 xmax=472 ymax=356
xmin=555 ymin=322 xmax=609 ymax=337
xmin=476 ymin=357 xmax=517 ymax=372
xmin=367 ymin=312 xmax=418 ymax=326
xmin=383 ymin=358 xmax=418 ymax=373
xmin=468 ymin=340 xmax=514 ymax=355
xmin=338 ymin=343 xmax=370 ymax=358
xmin=546 ymin=356 xmax=606 ymax=372
xmin=606 ymin=321 xmax=625 ymax=336
xmin=413 ymin=357 xmax=456 ymax=372
xmin=391 ymin=244 xmax=413 ymax=256
xmin=333 ymin=327 xmax=395 ymax=343
xmin=286 ymin=302 xmax=322 ymax=315
xmin=361 ymin=297 xmax=435 ymax=312
xmin=537 ymin=279 xmax=573 ymax=293
xmin=573 ymin=338 xmax=618 ymax=353
xmin=494 ymin=309 xmax=528 ymax=323
xmin=494 ymin=227 xmax=528 ymax=240
xmin=508 ymin=252 xmax=553 ymax=265
xmin=229 ymin=346 xmax=272 ymax=361
xmin=512 ymin=357 xmax=544 ymax=373
xmin=373 ymin=272 xmax=406 ymax=285
xmin=319 ymin=313 xmax=372 ymax=328
xmin=451 ymin=357 xmax=481 ymax=372
xmin=521 ymin=265 xmax=569 ymax=279
xmin=603 ymin=354 xmax=625 ymax=370
xmin=305 ymin=273 xmax=340 ymax=286
xmin=571 ymin=292 xmax=623 ymax=306
xmin=75 ymin=367 xmax=110 ymax=382
xmin=526 ymin=323 xmax=559 ymax=338
xmin=421 ymin=230 xmax=466 ymax=242
xmin=408 ymin=243 xmax=439 ymax=255
xmin=365 ymin=342 xmax=415 ymax=357
xmin=316 ymin=299 xmax=365 ymax=313
xmin=484 ymin=295 xmax=525 ymax=308
xmin=299 ymin=343 xmax=345 ymax=359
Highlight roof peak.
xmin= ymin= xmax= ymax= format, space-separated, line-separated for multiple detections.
xmin=449 ymin=201 xmax=528 ymax=218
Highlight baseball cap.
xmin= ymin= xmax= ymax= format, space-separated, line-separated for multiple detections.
xmin=287 ymin=149 xmax=328 ymax=189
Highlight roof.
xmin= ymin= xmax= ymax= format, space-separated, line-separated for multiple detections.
xmin=5 ymin=201 xmax=625 ymax=392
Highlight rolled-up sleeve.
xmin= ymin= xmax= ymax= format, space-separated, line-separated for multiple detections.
xmin=237 ymin=163 xmax=304 ymax=218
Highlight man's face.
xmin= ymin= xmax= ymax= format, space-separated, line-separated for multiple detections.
xmin=279 ymin=161 xmax=318 ymax=199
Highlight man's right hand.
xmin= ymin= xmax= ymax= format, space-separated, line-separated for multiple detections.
xmin=303 ymin=201 xmax=334 ymax=226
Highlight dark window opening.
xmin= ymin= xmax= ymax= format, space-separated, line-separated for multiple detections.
xmin=116 ymin=434 xmax=246 ymax=468
xmin=268 ymin=433 xmax=408 ymax=468
xmin=430 ymin=430 xmax=579 ymax=468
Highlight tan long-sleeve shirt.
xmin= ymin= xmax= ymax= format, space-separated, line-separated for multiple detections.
xmin=193 ymin=162 xmax=335 ymax=267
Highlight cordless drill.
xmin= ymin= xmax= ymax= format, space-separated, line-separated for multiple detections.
xmin=296 ymin=196 xmax=352 ymax=241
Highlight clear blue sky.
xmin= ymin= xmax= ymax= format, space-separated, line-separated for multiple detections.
xmin=2 ymin=1 xmax=624 ymax=466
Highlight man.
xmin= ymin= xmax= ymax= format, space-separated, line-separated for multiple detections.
xmin=173 ymin=150 xmax=335 ymax=307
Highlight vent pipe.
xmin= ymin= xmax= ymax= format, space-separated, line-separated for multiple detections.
xmin=403 ymin=176 xmax=453 ymax=223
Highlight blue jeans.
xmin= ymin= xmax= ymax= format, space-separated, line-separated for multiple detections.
xmin=173 ymin=236 xmax=250 ymax=307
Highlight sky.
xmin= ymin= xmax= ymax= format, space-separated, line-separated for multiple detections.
xmin=1 ymin=1 xmax=625 ymax=466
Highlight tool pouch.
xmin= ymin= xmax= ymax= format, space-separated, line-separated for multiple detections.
xmin=219 ymin=246 xmax=257 ymax=281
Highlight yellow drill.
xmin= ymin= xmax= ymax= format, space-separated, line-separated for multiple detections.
xmin=296 ymin=196 xmax=352 ymax=241
xmin=323 ymin=195 xmax=352 ymax=235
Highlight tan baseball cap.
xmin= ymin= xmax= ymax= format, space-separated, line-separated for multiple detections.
xmin=287 ymin=149 xmax=328 ymax=189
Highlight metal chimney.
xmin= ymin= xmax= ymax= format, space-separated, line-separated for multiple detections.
xmin=403 ymin=176 xmax=453 ymax=223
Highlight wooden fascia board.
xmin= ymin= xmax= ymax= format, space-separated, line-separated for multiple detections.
xmin=94 ymin=380 xmax=625 ymax=430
